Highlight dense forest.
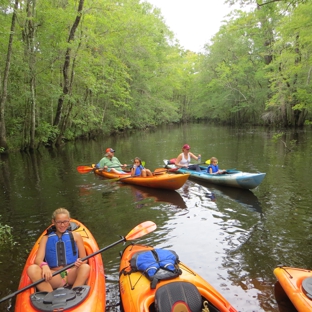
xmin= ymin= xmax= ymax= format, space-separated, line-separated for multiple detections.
xmin=0 ymin=0 xmax=311 ymax=151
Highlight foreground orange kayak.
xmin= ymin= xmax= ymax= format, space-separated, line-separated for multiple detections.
xmin=274 ymin=266 xmax=312 ymax=312
xmin=119 ymin=244 xmax=237 ymax=312
xmin=15 ymin=219 xmax=105 ymax=312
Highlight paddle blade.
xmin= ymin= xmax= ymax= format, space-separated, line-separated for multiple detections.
xmin=168 ymin=167 xmax=178 ymax=171
xmin=76 ymin=166 xmax=94 ymax=174
xmin=125 ymin=221 xmax=156 ymax=240
xmin=204 ymin=159 xmax=218 ymax=165
xmin=153 ymin=167 xmax=179 ymax=175
xmin=153 ymin=168 xmax=167 ymax=173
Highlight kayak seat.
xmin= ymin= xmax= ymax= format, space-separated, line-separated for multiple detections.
xmin=69 ymin=221 xmax=80 ymax=231
xmin=155 ymin=281 xmax=202 ymax=312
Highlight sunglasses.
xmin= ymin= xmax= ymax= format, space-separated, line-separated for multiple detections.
xmin=55 ymin=220 xmax=70 ymax=226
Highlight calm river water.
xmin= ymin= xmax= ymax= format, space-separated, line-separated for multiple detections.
xmin=1 ymin=123 xmax=312 ymax=312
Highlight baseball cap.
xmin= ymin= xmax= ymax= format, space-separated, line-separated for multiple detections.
xmin=105 ymin=148 xmax=115 ymax=153
xmin=182 ymin=144 xmax=190 ymax=149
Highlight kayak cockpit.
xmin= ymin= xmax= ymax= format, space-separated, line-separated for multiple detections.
xmin=155 ymin=281 xmax=203 ymax=312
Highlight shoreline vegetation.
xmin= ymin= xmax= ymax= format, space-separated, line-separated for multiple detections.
xmin=1 ymin=0 xmax=312 ymax=152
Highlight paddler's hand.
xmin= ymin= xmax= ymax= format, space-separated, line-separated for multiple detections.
xmin=42 ymin=265 xmax=52 ymax=281
xmin=74 ymin=258 xmax=83 ymax=268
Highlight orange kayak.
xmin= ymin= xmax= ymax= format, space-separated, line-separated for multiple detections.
xmin=274 ymin=266 xmax=312 ymax=312
xmin=119 ymin=244 xmax=237 ymax=312
xmin=92 ymin=165 xmax=188 ymax=190
xmin=15 ymin=219 xmax=105 ymax=312
xmin=119 ymin=171 xmax=190 ymax=190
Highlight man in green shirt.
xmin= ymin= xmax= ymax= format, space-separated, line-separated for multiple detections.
xmin=97 ymin=148 xmax=127 ymax=173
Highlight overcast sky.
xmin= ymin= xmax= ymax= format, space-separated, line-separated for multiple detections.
xmin=145 ymin=0 xmax=235 ymax=52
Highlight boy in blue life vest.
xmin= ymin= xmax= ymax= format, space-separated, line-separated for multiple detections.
xmin=207 ymin=157 xmax=226 ymax=174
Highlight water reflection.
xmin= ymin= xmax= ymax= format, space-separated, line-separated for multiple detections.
xmin=192 ymin=180 xmax=262 ymax=213
xmin=118 ymin=184 xmax=187 ymax=209
xmin=3 ymin=125 xmax=312 ymax=312
xmin=176 ymin=180 xmax=218 ymax=212
xmin=78 ymin=173 xmax=188 ymax=209
xmin=77 ymin=181 xmax=120 ymax=197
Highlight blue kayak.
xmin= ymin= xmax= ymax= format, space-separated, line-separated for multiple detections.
xmin=164 ymin=161 xmax=266 ymax=190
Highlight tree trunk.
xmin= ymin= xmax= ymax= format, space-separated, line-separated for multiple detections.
xmin=53 ymin=0 xmax=84 ymax=142
xmin=0 ymin=0 xmax=19 ymax=152
xmin=25 ymin=0 xmax=37 ymax=151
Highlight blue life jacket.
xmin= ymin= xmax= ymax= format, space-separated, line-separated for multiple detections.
xmin=45 ymin=230 xmax=78 ymax=268
xmin=207 ymin=164 xmax=219 ymax=173
xmin=129 ymin=248 xmax=181 ymax=288
xmin=134 ymin=165 xmax=144 ymax=176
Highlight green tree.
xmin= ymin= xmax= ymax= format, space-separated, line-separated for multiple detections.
xmin=195 ymin=10 xmax=269 ymax=125
xmin=265 ymin=1 xmax=312 ymax=126
xmin=0 ymin=0 xmax=19 ymax=151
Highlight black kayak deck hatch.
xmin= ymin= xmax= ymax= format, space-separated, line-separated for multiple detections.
xmin=302 ymin=277 xmax=312 ymax=300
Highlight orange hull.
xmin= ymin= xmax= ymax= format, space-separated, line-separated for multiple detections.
xmin=15 ymin=219 xmax=105 ymax=312
xmin=274 ymin=266 xmax=312 ymax=312
xmin=120 ymin=173 xmax=189 ymax=190
xmin=119 ymin=244 xmax=237 ymax=312
xmin=92 ymin=165 xmax=189 ymax=190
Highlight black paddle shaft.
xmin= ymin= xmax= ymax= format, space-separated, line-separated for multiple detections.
xmin=0 ymin=236 xmax=125 ymax=303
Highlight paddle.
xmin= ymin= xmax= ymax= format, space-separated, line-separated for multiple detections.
xmin=76 ymin=161 xmax=145 ymax=174
xmin=76 ymin=165 xmax=131 ymax=174
xmin=153 ymin=167 xmax=178 ymax=175
xmin=164 ymin=159 xmax=236 ymax=174
xmin=203 ymin=161 xmax=238 ymax=173
xmin=0 ymin=220 xmax=156 ymax=304
xmin=164 ymin=159 xmax=211 ymax=167
xmin=118 ymin=167 xmax=179 ymax=181
xmin=76 ymin=165 xmax=96 ymax=174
